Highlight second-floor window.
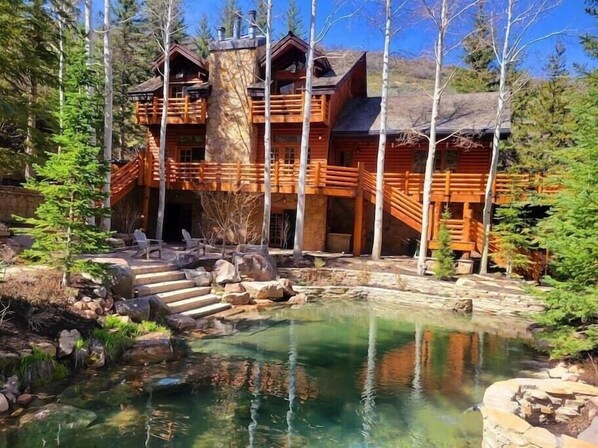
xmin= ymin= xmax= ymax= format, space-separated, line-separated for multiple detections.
xmin=179 ymin=147 xmax=205 ymax=163
xmin=170 ymin=85 xmax=185 ymax=98
xmin=413 ymin=150 xmax=458 ymax=173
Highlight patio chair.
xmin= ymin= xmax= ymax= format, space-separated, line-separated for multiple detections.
xmin=182 ymin=229 xmax=206 ymax=256
xmin=132 ymin=229 xmax=162 ymax=259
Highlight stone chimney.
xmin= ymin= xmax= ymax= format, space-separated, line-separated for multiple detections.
xmin=206 ymin=11 xmax=266 ymax=163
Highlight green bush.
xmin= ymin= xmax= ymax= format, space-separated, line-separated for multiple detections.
xmin=19 ymin=348 xmax=69 ymax=387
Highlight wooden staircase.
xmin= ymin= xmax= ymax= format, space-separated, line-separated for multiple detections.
xmin=111 ymin=157 xmax=141 ymax=205
xmin=131 ymin=263 xmax=231 ymax=319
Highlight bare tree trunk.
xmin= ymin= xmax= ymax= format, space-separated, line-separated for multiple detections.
xmin=371 ymin=0 xmax=392 ymax=261
xmin=57 ymin=2 xmax=65 ymax=144
xmin=480 ymin=0 xmax=512 ymax=274
xmin=101 ymin=0 xmax=113 ymax=231
xmin=261 ymin=0 xmax=273 ymax=248
xmin=417 ymin=0 xmax=448 ymax=276
xmin=24 ymin=81 xmax=36 ymax=180
xmin=84 ymin=0 xmax=95 ymax=146
xmin=293 ymin=0 xmax=317 ymax=260
xmin=155 ymin=0 xmax=173 ymax=241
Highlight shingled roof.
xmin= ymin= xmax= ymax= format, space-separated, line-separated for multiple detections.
xmin=333 ymin=92 xmax=510 ymax=136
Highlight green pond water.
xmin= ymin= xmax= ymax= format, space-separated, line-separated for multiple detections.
xmin=3 ymin=300 xmax=544 ymax=448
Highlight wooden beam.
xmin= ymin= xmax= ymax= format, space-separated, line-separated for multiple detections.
xmin=353 ymin=162 xmax=364 ymax=256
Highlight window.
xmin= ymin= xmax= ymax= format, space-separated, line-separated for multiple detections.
xmin=270 ymin=147 xmax=279 ymax=165
xmin=284 ymin=147 xmax=295 ymax=164
xmin=179 ymin=147 xmax=205 ymax=163
xmin=413 ymin=150 xmax=458 ymax=173
xmin=170 ymin=85 xmax=185 ymax=98
xmin=179 ymin=135 xmax=205 ymax=145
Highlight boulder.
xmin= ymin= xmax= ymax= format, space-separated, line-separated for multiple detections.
xmin=18 ymin=404 xmax=97 ymax=443
xmin=58 ymin=329 xmax=82 ymax=358
xmin=86 ymin=300 xmax=104 ymax=316
xmin=166 ymin=314 xmax=197 ymax=331
xmin=235 ymin=251 xmax=277 ymax=281
xmin=453 ymin=299 xmax=473 ymax=314
xmin=16 ymin=393 xmax=34 ymax=407
xmin=455 ymin=278 xmax=476 ymax=288
xmin=243 ymin=281 xmax=284 ymax=300
xmin=183 ymin=267 xmax=212 ymax=287
xmin=147 ymin=295 xmax=172 ymax=320
xmin=122 ymin=332 xmax=175 ymax=365
xmin=30 ymin=342 xmax=56 ymax=358
xmin=224 ymin=292 xmax=251 ymax=306
xmin=85 ymin=340 xmax=106 ymax=368
xmin=213 ymin=259 xmax=240 ymax=284
xmin=115 ymin=298 xmax=151 ymax=323
xmin=279 ymin=278 xmax=296 ymax=298
xmin=172 ymin=252 xmax=201 ymax=269
xmin=2 ymin=235 xmax=34 ymax=262
xmin=578 ymin=416 xmax=598 ymax=444
xmin=103 ymin=297 xmax=114 ymax=312
xmin=224 ymin=282 xmax=246 ymax=293
xmin=0 ymin=393 xmax=8 ymax=413
xmin=106 ymin=263 xmax=135 ymax=300
xmin=93 ymin=286 xmax=108 ymax=299
xmin=288 ymin=293 xmax=307 ymax=305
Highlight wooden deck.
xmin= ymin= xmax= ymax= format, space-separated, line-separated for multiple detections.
xmin=250 ymin=94 xmax=328 ymax=124
xmin=135 ymin=97 xmax=207 ymax=125
xmin=111 ymin=155 xmax=553 ymax=255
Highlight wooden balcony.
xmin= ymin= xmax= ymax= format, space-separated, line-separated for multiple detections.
xmin=250 ymin=94 xmax=328 ymax=124
xmin=134 ymin=97 xmax=207 ymax=125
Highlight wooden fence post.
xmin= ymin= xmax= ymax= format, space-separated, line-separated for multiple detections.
xmin=353 ymin=162 xmax=365 ymax=256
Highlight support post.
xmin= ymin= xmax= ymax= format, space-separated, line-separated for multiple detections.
xmin=184 ymin=96 xmax=189 ymax=123
xmin=463 ymin=202 xmax=472 ymax=243
xmin=353 ymin=162 xmax=365 ymax=256
xmin=142 ymin=185 xmax=150 ymax=231
xmin=315 ymin=162 xmax=321 ymax=188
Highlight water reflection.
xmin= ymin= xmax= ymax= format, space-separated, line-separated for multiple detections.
xmin=4 ymin=302 xmax=543 ymax=448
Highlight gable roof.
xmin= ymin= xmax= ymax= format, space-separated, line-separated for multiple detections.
xmin=333 ymin=92 xmax=510 ymax=136
xmin=258 ymin=32 xmax=331 ymax=74
xmin=151 ymin=43 xmax=208 ymax=77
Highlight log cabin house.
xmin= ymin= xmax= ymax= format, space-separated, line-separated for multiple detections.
xmin=114 ymin=12 xmax=546 ymax=259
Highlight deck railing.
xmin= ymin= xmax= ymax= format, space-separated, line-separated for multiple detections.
xmin=135 ymin=97 xmax=207 ymax=125
xmin=250 ymin=94 xmax=328 ymax=124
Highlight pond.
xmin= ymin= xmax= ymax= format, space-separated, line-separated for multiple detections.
xmin=3 ymin=300 xmax=544 ymax=448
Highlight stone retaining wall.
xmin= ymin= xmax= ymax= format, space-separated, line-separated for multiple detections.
xmin=282 ymin=267 xmax=544 ymax=317
xmin=0 ymin=186 xmax=42 ymax=224
xmin=482 ymin=378 xmax=598 ymax=448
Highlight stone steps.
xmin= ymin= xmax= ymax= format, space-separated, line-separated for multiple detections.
xmin=134 ymin=271 xmax=186 ymax=286
xmin=131 ymin=263 xmax=178 ymax=275
xmin=168 ymin=294 xmax=221 ymax=314
xmin=128 ymin=262 xmax=229 ymax=320
xmin=136 ymin=279 xmax=196 ymax=296
xmin=156 ymin=287 xmax=212 ymax=305
xmin=181 ymin=302 xmax=232 ymax=319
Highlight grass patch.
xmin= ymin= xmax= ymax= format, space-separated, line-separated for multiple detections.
xmin=95 ymin=315 xmax=170 ymax=360
xmin=19 ymin=348 xmax=69 ymax=387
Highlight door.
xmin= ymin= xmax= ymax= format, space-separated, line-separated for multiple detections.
xmin=164 ymin=203 xmax=193 ymax=243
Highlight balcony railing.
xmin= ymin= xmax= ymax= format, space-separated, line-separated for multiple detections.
xmin=250 ymin=94 xmax=328 ymax=124
xmin=135 ymin=97 xmax=207 ymax=125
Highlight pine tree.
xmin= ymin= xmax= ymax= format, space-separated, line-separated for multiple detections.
xmin=433 ymin=209 xmax=455 ymax=280
xmin=491 ymin=197 xmax=532 ymax=278
xmin=19 ymin=32 xmax=109 ymax=287
xmin=535 ymin=3 xmax=598 ymax=358
xmin=195 ymin=14 xmax=213 ymax=58
xmin=218 ymin=0 xmax=239 ymax=38
xmin=510 ymin=42 xmax=575 ymax=175
xmin=453 ymin=1 xmax=497 ymax=93
xmin=284 ymin=0 xmax=304 ymax=38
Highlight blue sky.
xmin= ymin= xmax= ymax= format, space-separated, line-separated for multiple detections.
xmin=183 ymin=0 xmax=597 ymax=76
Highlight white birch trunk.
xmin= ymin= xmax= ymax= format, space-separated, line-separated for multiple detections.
xmin=371 ymin=0 xmax=392 ymax=260
xmin=57 ymin=1 xmax=65 ymax=141
xmin=361 ymin=312 xmax=377 ymax=445
xmin=480 ymin=0 xmax=512 ymax=274
xmin=101 ymin=0 xmax=113 ymax=231
xmin=84 ymin=0 xmax=95 ymax=146
xmin=416 ymin=0 xmax=448 ymax=276
xmin=24 ymin=82 xmax=36 ymax=179
xmin=261 ymin=0 xmax=273 ymax=248
xmin=155 ymin=0 xmax=173 ymax=240
xmin=292 ymin=0 xmax=317 ymax=260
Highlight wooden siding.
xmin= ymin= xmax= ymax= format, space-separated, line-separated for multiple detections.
xmin=147 ymin=125 xmax=207 ymax=162
xmin=255 ymin=124 xmax=329 ymax=164
xmin=327 ymin=55 xmax=368 ymax=127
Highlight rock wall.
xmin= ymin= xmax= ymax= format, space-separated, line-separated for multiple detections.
xmin=281 ymin=268 xmax=545 ymax=317
xmin=482 ymin=378 xmax=598 ymax=448
xmin=0 ymin=186 xmax=42 ymax=224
